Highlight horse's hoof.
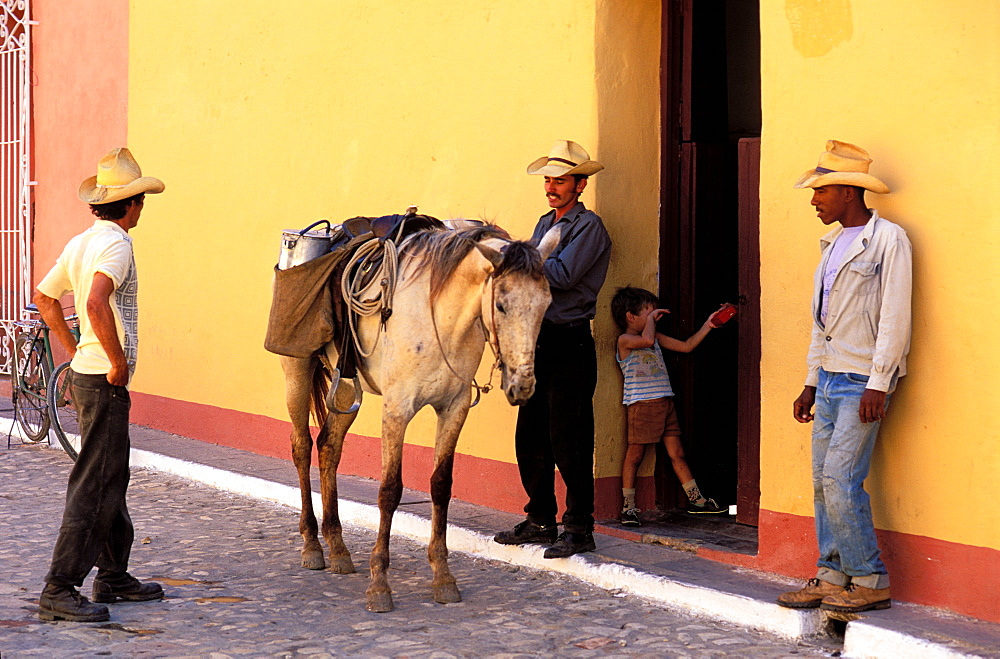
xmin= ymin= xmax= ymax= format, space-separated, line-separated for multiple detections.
xmin=328 ymin=553 xmax=356 ymax=574
xmin=301 ymin=550 xmax=326 ymax=570
xmin=433 ymin=583 xmax=462 ymax=604
xmin=366 ymin=591 xmax=394 ymax=613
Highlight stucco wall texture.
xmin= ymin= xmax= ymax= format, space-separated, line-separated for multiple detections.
xmin=27 ymin=0 xmax=999 ymax=623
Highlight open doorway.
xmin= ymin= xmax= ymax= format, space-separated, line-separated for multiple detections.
xmin=655 ymin=0 xmax=761 ymax=540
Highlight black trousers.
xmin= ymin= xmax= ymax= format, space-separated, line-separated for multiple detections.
xmin=45 ymin=372 xmax=134 ymax=587
xmin=514 ymin=323 xmax=597 ymax=533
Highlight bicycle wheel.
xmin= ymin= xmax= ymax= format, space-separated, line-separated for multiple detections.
xmin=12 ymin=333 xmax=51 ymax=442
xmin=47 ymin=362 xmax=82 ymax=461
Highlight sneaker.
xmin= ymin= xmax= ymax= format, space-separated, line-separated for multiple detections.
xmin=620 ymin=507 xmax=642 ymax=527
xmin=543 ymin=531 xmax=596 ymax=559
xmin=776 ymin=578 xmax=845 ymax=609
xmin=39 ymin=584 xmax=110 ymax=622
xmin=820 ymin=583 xmax=891 ymax=613
xmin=686 ymin=497 xmax=727 ymax=514
xmin=493 ymin=520 xmax=557 ymax=545
xmin=91 ymin=572 xmax=164 ymax=603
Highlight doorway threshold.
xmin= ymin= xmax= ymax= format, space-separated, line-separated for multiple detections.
xmin=597 ymin=509 xmax=758 ymax=556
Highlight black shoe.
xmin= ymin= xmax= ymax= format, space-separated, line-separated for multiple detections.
xmin=39 ymin=584 xmax=110 ymax=622
xmin=686 ymin=498 xmax=727 ymax=514
xmin=493 ymin=520 xmax=558 ymax=545
xmin=92 ymin=572 xmax=164 ymax=603
xmin=543 ymin=531 xmax=596 ymax=559
xmin=620 ymin=507 xmax=642 ymax=527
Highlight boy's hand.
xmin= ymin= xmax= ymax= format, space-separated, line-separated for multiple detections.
xmin=651 ymin=308 xmax=670 ymax=321
xmin=706 ymin=303 xmax=734 ymax=328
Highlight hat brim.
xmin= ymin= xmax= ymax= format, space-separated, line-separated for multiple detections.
xmin=78 ymin=176 xmax=165 ymax=204
xmin=793 ymin=169 xmax=889 ymax=194
xmin=527 ymin=156 xmax=604 ymax=177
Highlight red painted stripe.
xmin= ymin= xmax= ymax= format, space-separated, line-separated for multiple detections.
xmin=129 ymin=392 xmax=1000 ymax=623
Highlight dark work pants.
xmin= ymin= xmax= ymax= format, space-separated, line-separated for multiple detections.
xmin=45 ymin=372 xmax=134 ymax=588
xmin=514 ymin=323 xmax=597 ymax=534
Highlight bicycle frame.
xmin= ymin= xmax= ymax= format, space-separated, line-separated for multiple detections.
xmin=11 ymin=320 xmax=54 ymax=410
xmin=8 ymin=307 xmax=80 ymax=446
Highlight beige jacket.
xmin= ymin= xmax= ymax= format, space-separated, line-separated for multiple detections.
xmin=806 ymin=210 xmax=912 ymax=392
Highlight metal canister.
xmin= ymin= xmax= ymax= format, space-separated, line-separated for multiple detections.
xmin=278 ymin=219 xmax=336 ymax=270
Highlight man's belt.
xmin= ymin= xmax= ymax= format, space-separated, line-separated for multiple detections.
xmin=541 ymin=318 xmax=590 ymax=329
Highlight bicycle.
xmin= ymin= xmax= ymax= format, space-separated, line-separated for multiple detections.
xmin=8 ymin=304 xmax=80 ymax=459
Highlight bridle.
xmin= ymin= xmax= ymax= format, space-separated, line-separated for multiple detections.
xmin=431 ymin=267 xmax=504 ymax=408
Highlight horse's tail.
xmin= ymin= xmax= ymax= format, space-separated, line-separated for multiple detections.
xmin=310 ymin=359 xmax=330 ymax=429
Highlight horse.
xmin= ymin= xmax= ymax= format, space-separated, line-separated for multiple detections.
xmin=279 ymin=222 xmax=560 ymax=612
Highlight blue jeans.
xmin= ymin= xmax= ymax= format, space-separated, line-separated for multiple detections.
xmin=811 ymin=369 xmax=891 ymax=590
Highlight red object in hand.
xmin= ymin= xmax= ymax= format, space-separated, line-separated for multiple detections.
xmin=711 ymin=304 xmax=737 ymax=326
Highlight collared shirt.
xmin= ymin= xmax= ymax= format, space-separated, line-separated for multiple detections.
xmin=805 ymin=209 xmax=912 ymax=392
xmin=37 ymin=220 xmax=138 ymax=378
xmin=530 ymin=202 xmax=611 ymax=324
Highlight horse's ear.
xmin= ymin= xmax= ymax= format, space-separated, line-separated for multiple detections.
xmin=537 ymin=224 xmax=562 ymax=261
xmin=474 ymin=242 xmax=505 ymax=270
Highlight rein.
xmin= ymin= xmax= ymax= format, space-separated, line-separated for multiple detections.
xmin=430 ymin=270 xmax=503 ymax=408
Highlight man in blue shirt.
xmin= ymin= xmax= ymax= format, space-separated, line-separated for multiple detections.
xmin=494 ymin=140 xmax=612 ymax=558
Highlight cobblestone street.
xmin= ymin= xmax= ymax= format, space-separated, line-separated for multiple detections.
xmin=0 ymin=445 xmax=839 ymax=657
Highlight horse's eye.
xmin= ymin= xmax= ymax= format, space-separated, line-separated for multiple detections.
xmin=495 ymin=302 xmax=506 ymax=314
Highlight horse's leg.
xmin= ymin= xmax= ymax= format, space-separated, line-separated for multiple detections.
xmin=280 ymin=356 xmax=325 ymax=570
xmin=365 ymin=410 xmax=409 ymax=613
xmin=315 ymin=380 xmax=359 ymax=574
xmin=428 ymin=400 xmax=469 ymax=604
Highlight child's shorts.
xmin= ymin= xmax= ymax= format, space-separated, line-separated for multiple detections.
xmin=627 ymin=397 xmax=681 ymax=445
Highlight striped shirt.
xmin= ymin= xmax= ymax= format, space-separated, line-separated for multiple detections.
xmin=617 ymin=341 xmax=674 ymax=405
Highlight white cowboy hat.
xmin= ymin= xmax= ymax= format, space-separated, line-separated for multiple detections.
xmin=527 ymin=140 xmax=604 ymax=177
xmin=78 ymin=147 xmax=165 ymax=204
xmin=793 ymin=140 xmax=889 ymax=194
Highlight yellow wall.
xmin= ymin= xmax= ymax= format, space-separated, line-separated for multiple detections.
xmin=760 ymin=1 xmax=1000 ymax=549
xmin=126 ymin=1 xmax=660 ymax=467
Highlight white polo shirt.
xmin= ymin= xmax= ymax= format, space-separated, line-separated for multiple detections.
xmin=37 ymin=220 xmax=138 ymax=378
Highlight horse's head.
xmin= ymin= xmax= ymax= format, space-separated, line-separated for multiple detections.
xmin=477 ymin=226 xmax=561 ymax=405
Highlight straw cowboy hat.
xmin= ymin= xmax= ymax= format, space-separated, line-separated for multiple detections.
xmin=78 ymin=147 xmax=165 ymax=204
xmin=793 ymin=140 xmax=889 ymax=194
xmin=527 ymin=140 xmax=604 ymax=177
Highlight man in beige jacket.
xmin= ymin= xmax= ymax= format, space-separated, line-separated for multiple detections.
xmin=778 ymin=141 xmax=912 ymax=614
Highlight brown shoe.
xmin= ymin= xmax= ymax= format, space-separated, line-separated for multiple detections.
xmin=820 ymin=583 xmax=891 ymax=613
xmin=776 ymin=578 xmax=845 ymax=609
xmin=92 ymin=572 xmax=164 ymax=603
xmin=39 ymin=584 xmax=110 ymax=622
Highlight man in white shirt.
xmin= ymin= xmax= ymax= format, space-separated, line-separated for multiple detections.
xmin=778 ymin=141 xmax=912 ymax=614
xmin=34 ymin=148 xmax=164 ymax=622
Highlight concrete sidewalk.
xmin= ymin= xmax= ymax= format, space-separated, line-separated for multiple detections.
xmin=6 ymin=416 xmax=998 ymax=658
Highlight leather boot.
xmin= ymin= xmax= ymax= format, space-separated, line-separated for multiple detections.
xmin=543 ymin=531 xmax=596 ymax=559
xmin=820 ymin=583 xmax=891 ymax=612
xmin=493 ymin=520 xmax=558 ymax=545
xmin=776 ymin=578 xmax=845 ymax=609
xmin=39 ymin=584 xmax=110 ymax=622
xmin=92 ymin=572 xmax=164 ymax=603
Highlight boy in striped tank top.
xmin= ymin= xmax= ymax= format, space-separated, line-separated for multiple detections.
xmin=611 ymin=287 xmax=729 ymax=525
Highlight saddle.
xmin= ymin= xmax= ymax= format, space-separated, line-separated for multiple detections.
xmin=264 ymin=209 xmax=444 ymax=378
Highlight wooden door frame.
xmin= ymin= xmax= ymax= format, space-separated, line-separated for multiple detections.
xmin=736 ymin=138 xmax=761 ymax=526
xmin=658 ymin=0 xmax=761 ymax=525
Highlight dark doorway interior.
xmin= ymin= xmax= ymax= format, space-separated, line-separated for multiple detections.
xmin=657 ymin=0 xmax=761 ymax=527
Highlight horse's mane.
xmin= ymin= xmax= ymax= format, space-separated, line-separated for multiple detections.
xmin=400 ymin=223 xmax=543 ymax=300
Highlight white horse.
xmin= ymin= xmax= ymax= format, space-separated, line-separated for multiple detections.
xmin=280 ymin=223 xmax=560 ymax=612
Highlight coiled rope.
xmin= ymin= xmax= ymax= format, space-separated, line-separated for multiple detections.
xmin=341 ymin=236 xmax=400 ymax=358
